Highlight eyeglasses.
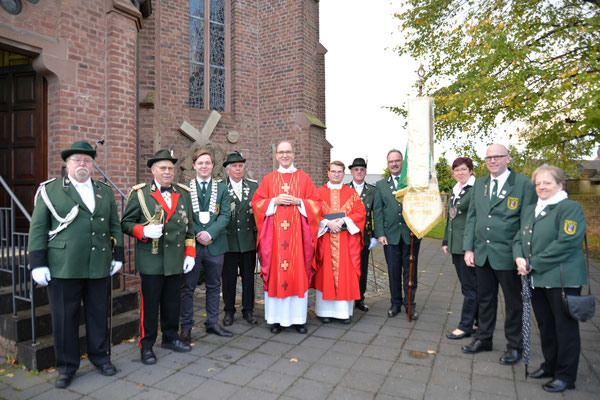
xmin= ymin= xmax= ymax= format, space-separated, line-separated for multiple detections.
xmin=277 ymin=151 xmax=293 ymax=155
xmin=69 ymin=157 xmax=93 ymax=165
xmin=387 ymin=159 xmax=402 ymax=165
xmin=329 ymin=170 xmax=344 ymax=174
xmin=484 ymin=155 xmax=508 ymax=162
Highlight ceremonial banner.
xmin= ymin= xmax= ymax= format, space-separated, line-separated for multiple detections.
xmin=398 ymin=97 xmax=443 ymax=239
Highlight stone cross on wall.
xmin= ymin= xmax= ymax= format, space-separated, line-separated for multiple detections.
xmin=177 ymin=111 xmax=254 ymax=182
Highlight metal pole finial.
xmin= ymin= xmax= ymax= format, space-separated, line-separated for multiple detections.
xmin=417 ymin=64 xmax=426 ymax=97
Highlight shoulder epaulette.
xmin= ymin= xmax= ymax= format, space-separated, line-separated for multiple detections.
xmin=96 ymin=180 xmax=110 ymax=187
xmin=132 ymin=183 xmax=146 ymax=191
xmin=39 ymin=178 xmax=56 ymax=186
xmin=246 ymin=178 xmax=258 ymax=183
xmin=177 ymin=183 xmax=191 ymax=192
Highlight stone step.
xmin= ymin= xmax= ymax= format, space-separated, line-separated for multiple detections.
xmin=0 ymin=289 xmax=138 ymax=343
xmin=15 ymin=308 xmax=140 ymax=371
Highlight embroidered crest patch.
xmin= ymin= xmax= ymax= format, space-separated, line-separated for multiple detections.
xmin=507 ymin=197 xmax=519 ymax=210
xmin=564 ymin=220 xmax=577 ymax=235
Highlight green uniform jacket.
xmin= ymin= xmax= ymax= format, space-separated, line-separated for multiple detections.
xmin=373 ymin=176 xmax=419 ymax=245
xmin=121 ymin=181 xmax=195 ymax=276
xmin=187 ymin=178 xmax=231 ymax=256
xmin=513 ymin=199 xmax=587 ymax=287
xmin=28 ymin=177 xmax=124 ymax=278
xmin=442 ymin=185 xmax=473 ymax=255
xmin=463 ymin=170 xmax=536 ymax=270
xmin=346 ymin=181 xmax=375 ymax=245
xmin=225 ymin=177 xmax=257 ymax=253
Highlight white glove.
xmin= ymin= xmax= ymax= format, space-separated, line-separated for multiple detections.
xmin=183 ymin=256 xmax=195 ymax=274
xmin=368 ymin=237 xmax=378 ymax=250
xmin=32 ymin=267 xmax=51 ymax=286
xmin=143 ymin=224 xmax=163 ymax=239
xmin=110 ymin=261 xmax=123 ymax=276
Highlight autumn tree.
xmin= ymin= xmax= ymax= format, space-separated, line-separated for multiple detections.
xmin=393 ymin=0 xmax=600 ymax=171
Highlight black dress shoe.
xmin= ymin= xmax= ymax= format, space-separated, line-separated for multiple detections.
xmin=320 ymin=317 xmax=332 ymax=323
xmin=162 ymin=339 xmax=192 ymax=352
xmin=94 ymin=361 xmax=117 ymax=376
xmin=141 ymin=348 xmax=157 ymax=365
xmin=206 ymin=324 xmax=233 ymax=337
xmin=355 ymin=300 xmax=369 ymax=312
xmin=461 ymin=338 xmax=493 ymax=354
xmin=243 ymin=312 xmax=258 ymax=326
xmin=55 ymin=373 xmax=74 ymax=389
xmin=339 ymin=318 xmax=351 ymax=324
xmin=407 ymin=309 xmax=418 ymax=321
xmin=528 ymin=367 xmax=553 ymax=379
xmin=499 ymin=348 xmax=522 ymax=365
xmin=388 ymin=305 xmax=402 ymax=318
xmin=223 ymin=313 xmax=234 ymax=326
xmin=446 ymin=330 xmax=471 ymax=340
xmin=542 ymin=379 xmax=575 ymax=393
xmin=180 ymin=328 xmax=191 ymax=344
xmin=295 ymin=324 xmax=308 ymax=334
xmin=270 ymin=323 xmax=282 ymax=334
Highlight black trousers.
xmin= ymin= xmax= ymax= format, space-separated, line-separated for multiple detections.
xmin=358 ymin=245 xmax=370 ymax=302
xmin=47 ymin=277 xmax=110 ymax=375
xmin=452 ymin=253 xmax=478 ymax=333
xmin=222 ymin=250 xmax=256 ymax=315
xmin=181 ymin=245 xmax=224 ymax=329
xmin=139 ymin=273 xmax=181 ymax=349
xmin=531 ymin=286 xmax=581 ymax=384
xmin=474 ymin=260 xmax=523 ymax=350
xmin=383 ymin=238 xmax=421 ymax=308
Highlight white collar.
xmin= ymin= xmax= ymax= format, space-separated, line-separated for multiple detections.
xmin=229 ymin=178 xmax=243 ymax=188
xmin=327 ymin=182 xmax=343 ymax=189
xmin=353 ymin=180 xmax=365 ymax=188
xmin=277 ymin=164 xmax=297 ymax=174
xmin=452 ymin=175 xmax=475 ymax=196
xmin=535 ymin=190 xmax=568 ymax=216
xmin=196 ymin=176 xmax=212 ymax=185
xmin=70 ymin=176 xmax=92 ymax=188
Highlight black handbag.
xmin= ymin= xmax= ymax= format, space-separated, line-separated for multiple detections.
xmin=559 ymin=235 xmax=595 ymax=322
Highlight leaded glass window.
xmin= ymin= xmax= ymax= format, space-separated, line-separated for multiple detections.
xmin=189 ymin=0 xmax=228 ymax=111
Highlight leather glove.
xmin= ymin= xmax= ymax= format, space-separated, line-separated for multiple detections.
xmin=32 ymin=267 xmax=51 ymax=286
xmin=368 ymin=237 xmax=378 ymax=250
xmin=143 ymin=224 xmax=163 ymax=239
xmin=183 ymin=256 xmax=195 ymax=274
xmin=110 ymin=261 xmax=123 ymax=276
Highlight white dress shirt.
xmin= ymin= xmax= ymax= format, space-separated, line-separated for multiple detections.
xmin=70 ymin=175 xmax=95 ymax=213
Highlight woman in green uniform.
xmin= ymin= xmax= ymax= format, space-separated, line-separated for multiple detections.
xmin=514 ymin=164 xmax=587 ymax=393
xmin=443 ymin=157 xmax=478 ymax=340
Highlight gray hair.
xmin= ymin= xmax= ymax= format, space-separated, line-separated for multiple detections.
xmin=531 ymin=164 xmax=566 ymax=187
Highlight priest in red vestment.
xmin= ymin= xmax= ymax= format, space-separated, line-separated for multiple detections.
xmin=315 ymin=161 xmax=366 ymax=323
xmin=252 ymin=141 xmax=321 ymax=334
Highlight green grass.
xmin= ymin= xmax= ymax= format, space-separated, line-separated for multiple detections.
xmin=425 ymin=218 xmax=446 ymax=240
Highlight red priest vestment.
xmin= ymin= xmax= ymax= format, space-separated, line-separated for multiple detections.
xmin=252 ymin=169 xmax=321 ymax=301
xmin=315 ymin=184 xmax=365 ymax=302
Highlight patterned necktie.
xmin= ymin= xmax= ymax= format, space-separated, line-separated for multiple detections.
xmin=395 ymin=176 xmax=400 ymax=190
xmin=490 ymin=179 xmax=498 ymax=203
xmin=201 ymin=181 xmax=207 ymax=195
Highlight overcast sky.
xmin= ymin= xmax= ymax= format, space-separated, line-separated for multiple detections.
xmin=319 ymin=0 xmax=420 ymax=175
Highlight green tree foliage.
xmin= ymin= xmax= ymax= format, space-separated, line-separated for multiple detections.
xmin=435 ymin=156 xmax=455 ymax=193
xmin=393 ymin=0 xmax=600 ymax=171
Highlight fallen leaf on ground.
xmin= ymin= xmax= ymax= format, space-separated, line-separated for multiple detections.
xmin=427 ymin=350 xmax=436 ymax=354
xmin=5 ymin=373 xmax=13 ymax=378
xmin=137 ymin=383 xmax=144 ymax=388
xmin=208 ymin=368 xmax=216 ymax=372
xmin=290 ymin=358 xmax=298 ymax=363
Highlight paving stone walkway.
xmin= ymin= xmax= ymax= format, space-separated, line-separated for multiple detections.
xmin=1 ymin=238 xmax=599 ymax=400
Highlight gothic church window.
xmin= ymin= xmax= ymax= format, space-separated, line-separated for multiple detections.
xmin=189 ymin=0 xmax=229 ymax=112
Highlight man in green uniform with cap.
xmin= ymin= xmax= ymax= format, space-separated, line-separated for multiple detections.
xmin=28 ymin=141 xmax=124 ymax=388
xmin=221 ymin=151 xmax=259 ymax=326
xmin=121 ymin=149 xmax=196 ymax=365
xmin=346 ymin=157 xmax=378 ymax=311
